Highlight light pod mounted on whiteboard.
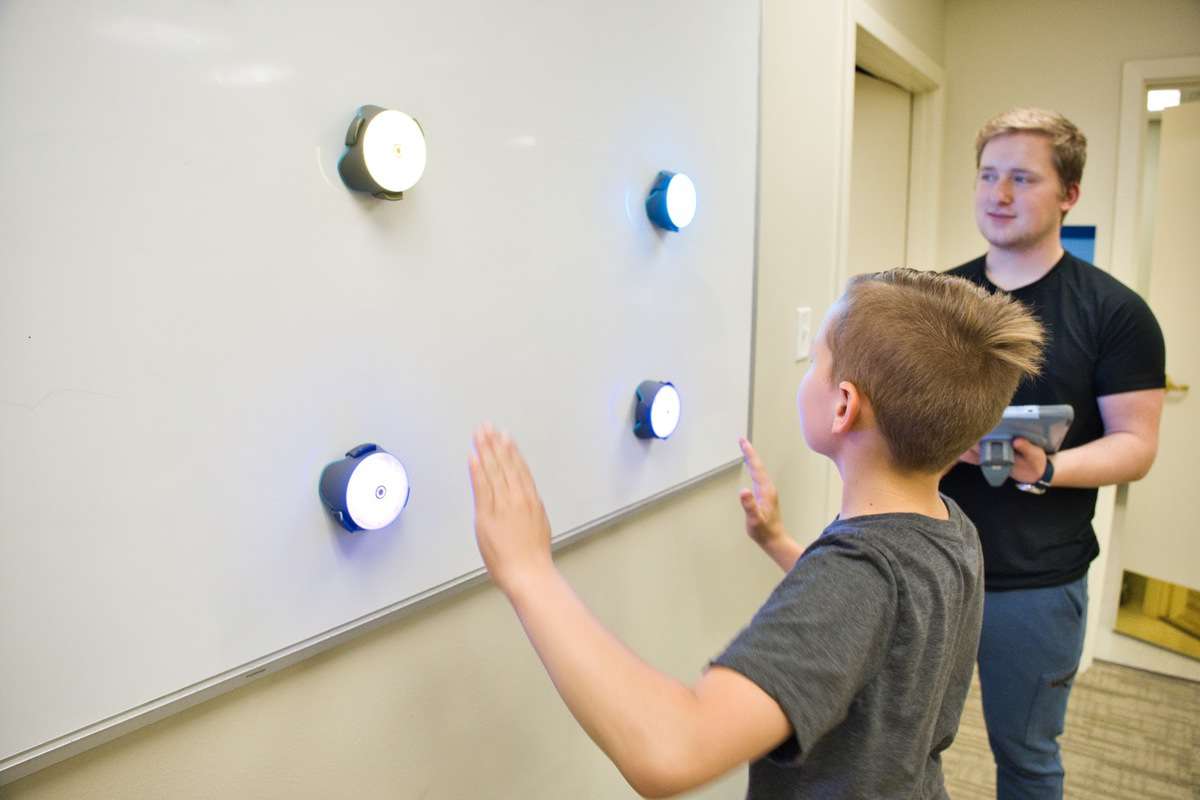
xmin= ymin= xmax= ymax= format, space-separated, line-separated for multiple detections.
xmin=645 ymin=171 xmax=696 ymax=232
xmin=338 ymin=105 xmax=428 ymax=200
xmin=633 ymin=380 xmax=681 ymax=439
xmin=319 ymin=443 xmax=411 ymax=532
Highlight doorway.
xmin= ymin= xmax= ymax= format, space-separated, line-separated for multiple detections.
xmin=846 ymin=67 xmax=913 ymax=277
xmin=1097 ymin=58 xmax=1200 ymax=681
xmin=826 ymin=12 xmax=945 ymax=519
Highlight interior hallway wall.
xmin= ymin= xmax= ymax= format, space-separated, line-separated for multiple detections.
xmin=6 ymin=1 xmax=946 ymax=796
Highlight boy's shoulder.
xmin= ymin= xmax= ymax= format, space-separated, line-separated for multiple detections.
xmin=804 ymin=499 xmax=980 ymax=583
xmin=816 ymin=497 xmax=975 ymax=550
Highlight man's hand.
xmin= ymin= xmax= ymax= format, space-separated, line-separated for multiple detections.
xmin=1009 ymin=437 xmax=1049 ymax=484
xmin=956 ymin=438 xmax=1047 ymax=483
xmin=958 ymin=444 xmax=981 ymax=465
xmin=738 ymin=437 xmax=786 ymax=547
xmin=469 ymin=424 xmax=554 ymax=596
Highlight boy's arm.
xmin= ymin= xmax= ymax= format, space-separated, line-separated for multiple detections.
xmin=471 ymin=427 xmax=792 ymax=798
xmin=508 ymin=568 xmax=791 ymax=797
xmin=738 ymin=438 xmax=805 ymax=572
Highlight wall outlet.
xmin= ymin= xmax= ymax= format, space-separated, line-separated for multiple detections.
xmin=795 ymin=306 xmax=812 ymax=361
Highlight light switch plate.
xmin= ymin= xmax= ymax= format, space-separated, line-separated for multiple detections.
xmin=795 ymin=306 xmax=812 ymax=361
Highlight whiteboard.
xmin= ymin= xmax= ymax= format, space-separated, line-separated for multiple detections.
xmin=0 ymin=0 xmax=760 ymax=780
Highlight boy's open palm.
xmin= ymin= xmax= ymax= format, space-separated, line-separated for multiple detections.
xmin=738 ymin=437 xmax=785 ymax=546
xmin=469 ymin=425 xmax=553 ymax=594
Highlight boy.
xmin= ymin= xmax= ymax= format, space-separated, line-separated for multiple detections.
xmin=469 ymin=268 xmax=1044 ymax=798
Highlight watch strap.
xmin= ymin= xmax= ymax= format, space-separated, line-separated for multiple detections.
xmin=1016 ymin=457 xmax=1054 ymax=495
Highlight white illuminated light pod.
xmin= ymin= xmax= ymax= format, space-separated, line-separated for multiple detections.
xmin=319 ymin=443 xmax=411 ymax=532
xmin=338 ymin=105 xmax=427 ymax=200
xmin=646 ymin=171 xmax=697 ymax=232
xmin=634 ymin=380 xmax=681 ymax=439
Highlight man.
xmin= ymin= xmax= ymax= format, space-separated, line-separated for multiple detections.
xmin=941 ymin=107 xmax=1166 ymax=799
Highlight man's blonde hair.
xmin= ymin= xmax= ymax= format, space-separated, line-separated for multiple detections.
xmin=975 ymin=107 xmax=1087 ymax=193
xmin=826 ymin=269 xmax=1045 ymax=474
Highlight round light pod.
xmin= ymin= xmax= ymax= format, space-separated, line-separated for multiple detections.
xmin=319 ymin=443 xmax=411 ymax=532
xmin=645 ymin=171 xmax=696 ymax=231
xmin=633 ymin=380 xmax=681 ymax=439
xmin=338 ymin=105 xmax=427 ymax=200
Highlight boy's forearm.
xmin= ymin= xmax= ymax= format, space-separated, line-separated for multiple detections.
xmin=502 ymin=566 xmax=712 ymax=796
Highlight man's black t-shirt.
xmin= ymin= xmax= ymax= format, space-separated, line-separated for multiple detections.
xmin=940 ymin=252 xmax=1165 ymax=591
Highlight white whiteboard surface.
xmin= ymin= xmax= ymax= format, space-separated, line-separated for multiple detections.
xmin=0 ymin=0 xmax=759 ymax=781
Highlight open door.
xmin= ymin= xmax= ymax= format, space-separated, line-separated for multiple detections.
xmin=1108 ymin=99 xmax=1200 ymax=679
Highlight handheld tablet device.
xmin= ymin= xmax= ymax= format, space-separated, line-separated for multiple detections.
xmin=979 ymin=404 xmax=1074 ymax=487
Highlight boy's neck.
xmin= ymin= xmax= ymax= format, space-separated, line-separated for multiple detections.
xmin=984 ymin=236 xmax=1064 ymax=291
xmin=835 ymin=455 xmax=948 ymax=521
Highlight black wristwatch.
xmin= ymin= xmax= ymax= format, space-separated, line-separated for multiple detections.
xmin=1016 ymin=457 xmax=1055 ymax=495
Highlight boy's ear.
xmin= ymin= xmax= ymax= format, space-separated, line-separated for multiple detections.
xmin=832 ymin=380 xmax=863 ymax=434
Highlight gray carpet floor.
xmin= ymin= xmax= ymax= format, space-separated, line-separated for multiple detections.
xmin=942 ymin=659 xmax=1199 ymax=799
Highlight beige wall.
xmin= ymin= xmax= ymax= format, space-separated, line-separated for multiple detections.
xmin=937 ymin=0 xmax=1200 ymax=272
xmin=7 ymin=1 xmax=945 ymax=797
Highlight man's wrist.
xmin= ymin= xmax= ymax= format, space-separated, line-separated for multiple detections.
xmin=1016 ymin=456 xmax=1055 ymax=494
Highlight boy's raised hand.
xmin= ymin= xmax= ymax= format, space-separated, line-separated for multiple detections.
xmin=738 ymin=437 xmax=786 ymax=546
xmin=469 ymin=424 xmax=554 ymax=595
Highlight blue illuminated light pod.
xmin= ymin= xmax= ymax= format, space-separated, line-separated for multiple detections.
xmin=633 ymin=380 xmax=681 ymax=439
xmin=645 ymin=170 xmax=697 ymax=232
xmin=338 ymin=105 xmax=428 ymax=201
xmin=319 ymin=443 xmax=411 ymax=532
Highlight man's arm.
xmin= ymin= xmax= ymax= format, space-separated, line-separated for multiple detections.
xmin=470 ymin=426 xmax=791 ymax=798
xmin=1010 ymin=388 xmax=1165 ymax=487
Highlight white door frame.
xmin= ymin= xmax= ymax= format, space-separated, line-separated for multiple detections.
xmin=826 ymin=0 xmax=946 ymax=520
xmin=1088 ymin=54 xmax=1200 ymax=676
xmin=1110 ymin=56 xmax=1200 ymax=289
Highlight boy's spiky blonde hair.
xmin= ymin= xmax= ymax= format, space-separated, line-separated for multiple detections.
xmin=827 ymin=269 xmax=1045 ymax=473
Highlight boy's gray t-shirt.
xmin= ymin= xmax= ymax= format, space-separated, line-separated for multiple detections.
xmin=712 ymin=497 xmax=983 ymax=799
